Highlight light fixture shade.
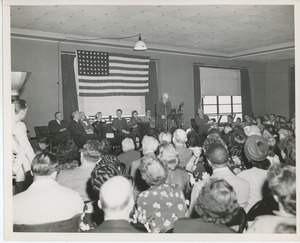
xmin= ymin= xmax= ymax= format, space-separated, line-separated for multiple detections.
xmin=134 ymin=35 xmax=147 ymax=51
xmin=11 ymin=71 xmax=31 ymax=96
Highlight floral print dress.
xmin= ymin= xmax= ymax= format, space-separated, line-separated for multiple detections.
xmin=136 ymin=183 xmax=187 ymax=233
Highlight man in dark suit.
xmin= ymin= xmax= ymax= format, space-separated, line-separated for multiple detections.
xmin=155 ymin=93 xmax=172 ymax=132
xmin=48 ymin=111 xmax=70 ymax=145
xmin=89 ymin=176 xmax=141 ymax=233
xmin=68 ymin=111 xmax=87 ymax=147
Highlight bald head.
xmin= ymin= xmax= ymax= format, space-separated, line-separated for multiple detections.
xmin=99 ymin=176 xmax=133 ymax=213
xmin=173 ymin=129 xmax=187 ymax=146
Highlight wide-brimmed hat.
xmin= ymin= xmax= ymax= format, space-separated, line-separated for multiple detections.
xmin=244 ymin=135 xmax=269 ymax=162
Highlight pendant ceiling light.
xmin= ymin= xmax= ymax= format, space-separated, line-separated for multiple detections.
xmin=133 ymin=34 xmax=147 ymax=51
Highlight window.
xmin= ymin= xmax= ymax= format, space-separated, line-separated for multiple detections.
xmin=202 ymin=95 xmax=242 ymax=123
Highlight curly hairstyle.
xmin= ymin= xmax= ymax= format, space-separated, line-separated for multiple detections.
xmin=56 ymin=139 xmax=80 ymax=164
xmin=194 ymin=178 xmax=240 ymax=225
xmin=81 ymin=139 xmax=102 ymax=163
xmin=98 ymin=138 xmax=111 ymax=155
xmin=140 ymin=155 xmax=167 ymax=186
xmin=91 ymin=162 xmax=123 ymax=193
xmin=278 ymin=137 xmax=296 ymax=167
xmin=267 ymin=163 xmax=296 ymax=215
xmin=157 ymin=142 xmax=179 ymax=171
xmin=203 ymin=133 xmax=228 ymax=152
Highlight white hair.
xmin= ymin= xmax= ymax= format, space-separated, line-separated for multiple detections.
xmin=121 ymin=138 xmax=135 ymax=152
xmin=172 ymin=129 xmax=187 ymax=146
xmin=142 ymin=135 xmax=159 ymax=154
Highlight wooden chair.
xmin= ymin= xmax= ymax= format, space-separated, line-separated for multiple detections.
xmin=13 ymin=214 xmax=81 ymax=232
xmin=34 ymin=126 xmax=53 ymax=151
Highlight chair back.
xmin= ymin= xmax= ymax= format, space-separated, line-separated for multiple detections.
xmin=246 ymin=195 xmax=279 ymax=221
xmin=13 ymin=214 xmax=81 ymax=232
xmin=34 ymin=126 xmax=50 ymax=140
xmin=226 ymin=207 xmax=248 ymax=233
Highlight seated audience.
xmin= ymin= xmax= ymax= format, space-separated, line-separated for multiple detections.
xmin=13 ymin=152 xmax=84 ymax=225
xmin=128 ymin=110 xmax=143 ymax=137
xmin=256 ymin=116 xmax=265 ymax=133
xmin=92 ymin=111 xmax=106 ymax=138
xmin=112 ymin=109 xmax=131 ymax=139
xmin=89 ymin=176 xmax=141 ymax=233
xmin=172 ymin=129 xmax=193 ymax=168
xmin=278 ymin=126 xmax=294 ymax=142
xmin=237 ymin=135 xmax=270 ymax=212
xmin=137 ymin=155 xmax=188 ymax=233
xmin=79 ymin=111 xmax=95 ymax=135
xmin=174 ymin=178 xmax=239 ymax=233
xmin=56 ymin=140 xmax=101 ymax=202
xmin=34 ymin=137 xmax=50 ymax=154
xmin=189 ymin=143 xmax=250 ymax=216
xmin=157 ymin=142 xmax=190 ymax=194
xmin=68 ymin=111 xmax=88 ymax=147
xmin=278 ymin=137 xmax=296 ymax=166
xmin=243 ymin=125 xmax=261 ymax=137
xmin=244 ymin=114 xmax=256 ymax=126
xmin=247 ymin=163 xmax=296 ymax=233
xmin=48 ymin=111 xmax=70 ymax=145
xmin=98 ymin=138 xmax=122 ymax=166
xmin=117 ymin=138 xmax=141 ymax=175
xmin=194 ymin=107 xmax=210 ymax=139
xmin=262 ymin=129 xmax=281 ymax=165
xmin=56 ymin=139 xmax=80 ymax=170
xmin=141 ymin=109 xmax=155 ymax=129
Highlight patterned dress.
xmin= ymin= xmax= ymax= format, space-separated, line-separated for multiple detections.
xmin=136 ymin=183 xmax=187 ymax=233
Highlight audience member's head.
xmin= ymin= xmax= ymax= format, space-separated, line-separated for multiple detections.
xmin=274 ymin=223 xmax=296 ymax=234
xmin=13 ymin=99 xmax=27 ymax=121
xmin=72 ymin=110 xmax=79 ymax=120
xmin=203 ymin=133 xmax=228 ymax=152
xmin=38 ymin=137 xmax=50 ymax=151
xmin=243 ymin=125 xmax=261 ymax=137
xmin=207 ymin=128 xmax=221 ymax=137
xmin=99 ymin=138 xmax=111 ymax=155
xmin=278 ymin=137 xmax=296 ymax=167
xmin=172 ymin=129 xmax=187 ymax=147
xmin=278 ymin=127 xmax=294 ymax=141
xmin=140 ymin=155 xmax=167 ymax=186
xmin=81 ymin=139 xmax=101 ymax=163
xmin=146 ymin=109 xmax=152 ymax=117
xmin=78 ymin=111 xmax=86 ymax=120
xmin=157 ymin=142 xmax=179 ymax=171
xmin=55 ymin=111 xmax=63 ymax=121
xmin=131 ymin=110 xmax=138 ymax=118
xmin=116 ymin=109 xmax=122 ymax=118
xmin=56 ymin=139 xmax=80 ymax=164
xmin=206 ymin=143 xmax=228 ymax=168
xmin=98 ymin=176 xmax=134 ymax=220
xmin=32 ymin=152 xmax=58 ymax=178
xmin=194 ymin=178 xmax=240 ymax=225
xmin=187 ymin=131 xmax=201 ymax=147
xmin=95 ymin=111 xmax=102 ymax=120
xmin=267 ymin=163 xmax=296 ymax=216
xmin=227 ymin=115 xmax=233 ymax=123
xmin=256 ymin=116 xmax=264 ymax=125
xmin=91 ymin=162 xmax=122 ymax=193
xmin=244 ymin=135 xmax=270 ymax=169
xmin=142 ymin=135 xmax=159 ymax=154
xmin=121 ymin=138 xmax=135 ymax=153
xmin=262 ymin=129 xmax=277 ymax=157
xmin=264 ymin=114 xmax=270 ymax=123
xmin=158 ymin=132 xmax=172 ymax=143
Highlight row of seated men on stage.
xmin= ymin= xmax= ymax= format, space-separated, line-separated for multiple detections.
xmin=48 ymin=109 xmax=156 ymax=149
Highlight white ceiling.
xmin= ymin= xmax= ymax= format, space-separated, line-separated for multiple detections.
xmin=10 ymin=5 xmax=295 ymax=63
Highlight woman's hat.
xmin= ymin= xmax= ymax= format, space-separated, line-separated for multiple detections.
xmin=244 ymin=135 xmax=269 ymax=162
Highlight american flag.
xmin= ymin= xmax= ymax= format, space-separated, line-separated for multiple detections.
xmin=76 ymin=50 xmax=150 ymax=97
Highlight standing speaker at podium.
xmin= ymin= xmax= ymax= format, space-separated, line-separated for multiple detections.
xmin=155 ymin=93 xmax=172 ymax=132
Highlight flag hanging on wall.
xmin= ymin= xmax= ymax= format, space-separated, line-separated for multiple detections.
xmin=76 ymin=50 xmax=150 ymax=97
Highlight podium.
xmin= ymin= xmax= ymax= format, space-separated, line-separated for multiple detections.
xmin=168 ymin=113 xmax=184 ymax=129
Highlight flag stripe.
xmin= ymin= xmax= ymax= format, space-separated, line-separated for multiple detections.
xmin=109 ymin=56 xmax=150 ymax=63
xmin=78 ymin=79 xmax=148 ymax=84
xmin=109 ymin=67 xmax=149 ymax=72
xmin=109 ymin=70 xmax=149 ymax=75
xmin=79 ymin=92 xmax=148 ymax=97
xmin=79 ymin=82 xmax=148 ymax=87
xmin=78 ymin=76 xmax=148 ymax=81
xmin=80 ymin=88 xmax=149 ymax=93
xmin=79 ymin=85 xmax=148 ymax=90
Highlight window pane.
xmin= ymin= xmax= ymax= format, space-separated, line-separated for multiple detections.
xmin=219 ymin=115 xmax=228 ymax=123
xmin=203 ymin=105 xmax=217 ymax=114
xmin=219 ymin=96 xmax=231 ymax=104
xmin=233 ymin=104 xmax=242 ymax=113
xmin=219 ymin=105 xmax=231 ymax=113
xmin=233 ymin=96 xmax=242 ymax=104
xmin=203 ymin=96 xmax=217 ymax=104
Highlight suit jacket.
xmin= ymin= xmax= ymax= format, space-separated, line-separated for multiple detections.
xmin=68 ymin=120 xmax=86 ymax=146
xmin=189 ymin=167 xmax=250 ymax=216
xmin=112 ymin=118 xmax=129 ymax=133
xmin=174 ymin=218 xmax=236 ymax=233
xmin=155 ymin=100 xmax=172 ymax=132
xmin=48 ymin=119 xmax=69 ymax=144
xmin=89 ymin=219 xmax=142 ymax=233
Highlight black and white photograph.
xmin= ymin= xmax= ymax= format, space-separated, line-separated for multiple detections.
xmin=3 ymin=0 xmax=299 ymax=241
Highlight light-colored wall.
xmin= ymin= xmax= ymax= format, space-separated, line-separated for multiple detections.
xmin=265 ymin=59 xmax=295 ymax=118
xmin=11 ymin=38 xmax=266 ymax=135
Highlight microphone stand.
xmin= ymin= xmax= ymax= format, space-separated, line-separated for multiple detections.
xmin=164 ymin=102 xmax=168 ymax=132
